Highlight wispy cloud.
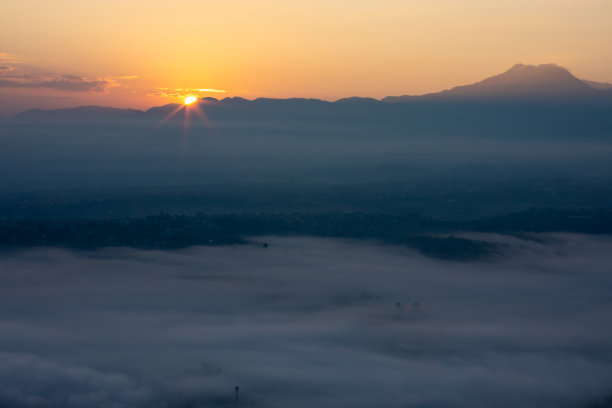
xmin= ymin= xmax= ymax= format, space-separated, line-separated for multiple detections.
xmin=0 ymin=52 xmax=22 ymax=64
xmin=0 ymin=78 xmax=111 ymax=92
xmin=194 ymin=88 xmax=226 ymax=93
xmin=112 ymin=75 xmax=138 ymax=80
xmin=0 ymin=53 xmax=136 ymax=93
xmin=150 ymin=87 xmax=227 ymax=100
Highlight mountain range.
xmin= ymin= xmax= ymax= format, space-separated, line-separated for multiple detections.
xmin=10 ymin=63 xmax=612 ymax=123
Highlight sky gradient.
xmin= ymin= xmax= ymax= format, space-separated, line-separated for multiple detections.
xmin=1 ymin=0 xmax=611 ymax=116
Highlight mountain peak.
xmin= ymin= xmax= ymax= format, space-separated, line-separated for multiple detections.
xmin=436 ymin=63 xmax=593 ymax=98
xmin=508 ymin=62 xmax=563 ymax=70
xmin=508 ymin=63 xmax=526 ymax=70
xmin=382 ymin=63 xmax=611 ymax=102
xmin=501 ymin=63 xmax=574 ymax=80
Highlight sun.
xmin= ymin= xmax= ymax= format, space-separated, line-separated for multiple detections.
xmin=184 ymin=96 xmax=198 ymax=105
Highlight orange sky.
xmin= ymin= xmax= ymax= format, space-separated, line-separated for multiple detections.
xmin=1 ymin=0 xmax=611 ymax=116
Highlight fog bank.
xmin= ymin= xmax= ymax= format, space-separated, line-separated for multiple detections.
xmin=0 ymin=234 xmax=611 ymax=407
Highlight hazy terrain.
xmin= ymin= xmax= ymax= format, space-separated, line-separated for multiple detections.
xmin=1 ymin=64 xmax=612 ymax=407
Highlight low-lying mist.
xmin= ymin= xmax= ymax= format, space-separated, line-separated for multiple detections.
xmin=1 ymin=234 xmax=611 ymax=408
xmin=3 ymin=119 xmax=612 ymax=190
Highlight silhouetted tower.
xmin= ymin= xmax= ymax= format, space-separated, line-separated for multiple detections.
xmin=235 ymin=386 xmax=239 ymax=406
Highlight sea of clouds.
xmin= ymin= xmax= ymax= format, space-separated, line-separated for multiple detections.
xmin=1 ymin=234 xmax=611 ymax=408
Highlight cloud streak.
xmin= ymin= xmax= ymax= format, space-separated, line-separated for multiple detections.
xmin=150 ymin=87 xmax=227 ymax=100
xmin=0 ymin=53 xmax=135 ymax=93
xmin=0 ymin=77 xmax=110 ymax=92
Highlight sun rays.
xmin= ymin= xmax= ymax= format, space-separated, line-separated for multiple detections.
xmin=148 ymin=96 xmax=218 ymax=143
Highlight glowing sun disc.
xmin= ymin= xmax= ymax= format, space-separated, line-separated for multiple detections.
xmin=184 ymin=96 xmax=198 ymax=105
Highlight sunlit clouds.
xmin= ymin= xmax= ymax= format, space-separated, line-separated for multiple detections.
xmin=0 ymin=52 xmax=227 ymax=108
xmin=0 ymin=52 xmax=22 ymax=65
xmin=0 ymin=54 xmax=137 ymax=93
xmin=150 ymin=87 xmax=227 ymax=104
xmin=194 ymin=88 xmax=226 ymax=93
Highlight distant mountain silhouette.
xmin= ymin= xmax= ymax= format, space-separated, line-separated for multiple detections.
xmin=10 ymin=63 xmax=612 ymax=123
xmin=383 ymin=63 xmax=611 ymax=102
xmin=143 ymin=103 xmax=182 ymax=118
xmin=582 ymin=79 xmax=612 ymax=90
